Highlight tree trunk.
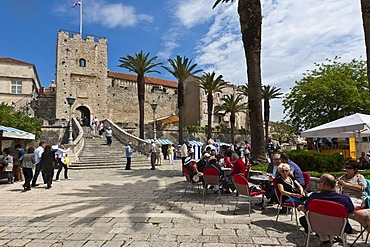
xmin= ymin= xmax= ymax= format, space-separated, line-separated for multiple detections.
xmin=230 ymin=113 xmax=235 ymax=144
xmin=178 ymin=81 xmax=185 ymax=144
xmin=361 ymin=0 xmax=370 ymax=93
xmin=137 ymin=74 xmax=145 ymax=139
xmin=238 ymin=0 xmax=266 ymax=162
xmin=264 ymin=99 xmax=270 ymax=152
xmin=207 ymin=93 xmax=213 ymax=141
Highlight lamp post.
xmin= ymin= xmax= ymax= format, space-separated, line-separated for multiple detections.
xmin=66 ymin=95 xmax=76 ymax=144
xmin=150 ymin=100 xmax=158 ymax=140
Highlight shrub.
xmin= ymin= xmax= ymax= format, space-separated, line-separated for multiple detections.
xmin=286 ymin=150 xmax=345 ymax=173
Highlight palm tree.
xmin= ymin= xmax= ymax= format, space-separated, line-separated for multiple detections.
xmin=119 ymin=51 xmax=162 ymax=139
xmin=361 ymin=0 xmax=370 ymax=93
xmin=163 ymin=55 xmax=202 ymax=144
xmin=199 ymin=71 xmax=228 ymax=141
xmin=215 ymin=93 xmax=247 ymax=144
xmin=261 ymin=85 xmax=283 ymax=149
xmin=213 ymin=0 xmax=265 ymax=162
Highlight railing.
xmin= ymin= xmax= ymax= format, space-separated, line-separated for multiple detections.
xmin=103 ymin=119 xmax=151 ymax=155
xmin=70 ymin=117 xmax=84 ymax=161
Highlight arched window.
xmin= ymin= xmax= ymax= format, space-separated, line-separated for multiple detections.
xmin=79 ymin=58 xmax=86 ymax=67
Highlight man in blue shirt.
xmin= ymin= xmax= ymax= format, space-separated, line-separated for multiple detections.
xmin=125 ymin=142 xmax=133 ymax=170
xmin=298 ymin=174 xmax=354 ymax=247
xmin=281 ymin=153 xmax=305 ymax=187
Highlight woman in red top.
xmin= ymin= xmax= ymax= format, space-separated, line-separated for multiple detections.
xmin=230 ymin=153 xmax=246 ymax=176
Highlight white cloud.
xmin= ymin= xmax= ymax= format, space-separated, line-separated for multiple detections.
xmin=174 ymin=0 xmax=219 ymax=28
xmin=175 ymin=0 xmax=365 ymax=121
xmin=55 ymin=0 xmax=153 ymax=28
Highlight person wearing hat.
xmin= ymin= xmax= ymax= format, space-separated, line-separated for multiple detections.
xmin=125 ymin=142 xmax=133 ymax=170
xmin=105 ymin=127 xmax=113 ymax=146
xmin=196 ymin=152 xmax=211 ymax=173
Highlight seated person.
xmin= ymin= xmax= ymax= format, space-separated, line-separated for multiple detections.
xmin=196 ymin=152 xmax=211 ymax=173
xmin=276 ymin=163 xmax=306 ymax=206
xmin=229 ymin=153 xmax=246 ymax=176
xmin=267 ymin=153 xmax=281 ymax=177
xmin=223 ymin=149 xmax=233 ymax=168
xmin=280 ymin=153 xmax=305 ymax=187
xmin=337 ymin=159 xmax=366 ymax=207
xmin=298 ymin=174 xmax=354 ymax=246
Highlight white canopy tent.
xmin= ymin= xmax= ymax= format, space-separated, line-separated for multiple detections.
xmin=301 ymin=113 xmax=370 ymax=138
xmin=0 ymin=126 xmax=35 ymax=140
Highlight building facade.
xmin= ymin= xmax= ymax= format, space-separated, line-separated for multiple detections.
xmin=0 ymin=58 xmax=41 ymax=115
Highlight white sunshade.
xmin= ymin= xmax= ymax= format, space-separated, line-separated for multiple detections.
xmin=0 ymin=125 xmax=36 ymax=140
xmin=301 ymin=113 xmax=370 ymax=138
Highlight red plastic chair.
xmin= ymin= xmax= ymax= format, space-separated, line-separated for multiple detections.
xmin=202 ymin=167 xmax=221 ymax=198
xmin=302 ymin=172 xmax=311 ymax=190
xmin=273 ymin=177 xmax=300 ymax=231
xmin=233 ymin=174 xmax=265 ymax=216
xmin=305 ymin=199 xmax=348 ymax=247
xmin=182 ymin=166 xmax=202 ymax=194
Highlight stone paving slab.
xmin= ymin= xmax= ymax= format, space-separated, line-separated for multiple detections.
xmin=0 ymin=159 xmax=369 ymax=246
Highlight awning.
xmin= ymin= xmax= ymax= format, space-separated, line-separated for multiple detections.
xmin=0 ymin=125 xmax=35 ymax=140
xmin=189 ymin=140 xmax=203 ymax=146
xmin=146 ymin=139 xmax=174 ymax=145
xmin=150 ymin=114 xmax=179 ymax=125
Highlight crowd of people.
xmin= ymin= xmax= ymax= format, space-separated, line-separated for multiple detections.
xmin=0 ymin=141 xmax=71 ymax=191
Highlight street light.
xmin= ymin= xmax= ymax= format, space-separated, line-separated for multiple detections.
xmin=66 ymin=95 xmax=76 ymax=144
xmin=150 ymin=100 xmax=158 ymax=140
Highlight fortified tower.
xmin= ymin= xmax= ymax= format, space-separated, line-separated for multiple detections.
xmin=55 ymin=30 xmax=109 ymax=121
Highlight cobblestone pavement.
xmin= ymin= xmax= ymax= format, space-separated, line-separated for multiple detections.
xmin=0 ymin=159 xmax=369 ymax=247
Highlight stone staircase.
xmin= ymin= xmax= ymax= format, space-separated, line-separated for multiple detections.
xmin=69 ymin=134 xmax=149 ymax=169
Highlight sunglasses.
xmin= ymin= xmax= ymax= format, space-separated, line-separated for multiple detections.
xmin=282 ymin=170 xmax=289 ymax=173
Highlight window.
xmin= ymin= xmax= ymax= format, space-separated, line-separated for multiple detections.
xmin=11 ymin=81 xmax=22 ymax=94
xmin=79 ymin=58 xmax=86 ymax=67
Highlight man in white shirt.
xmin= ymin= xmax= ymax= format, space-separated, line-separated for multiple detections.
xmin=31 ymin=141 xmax=46 ymax=187
xmin=150 ymin=141 xmax=157 ymax=170
xmin=180 ymin=141 xmax=189 ymax=166
xmin=55 ymin=144 xmax=71 ymax=181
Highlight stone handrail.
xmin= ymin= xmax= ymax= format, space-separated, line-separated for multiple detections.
xmin=68 ymin=117 xmax=84 ymax=162
xmin=103 ymin=119 xmax=151 ymax=156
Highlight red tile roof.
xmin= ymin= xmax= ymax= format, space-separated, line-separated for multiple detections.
xmin=108 ymin=71 xmax=178 ymax=88
xmin=0 ymin=57 xmax=34 ymax=66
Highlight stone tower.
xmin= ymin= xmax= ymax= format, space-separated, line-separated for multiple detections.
xmin=55 ymin=30 xmax=109 ymax=122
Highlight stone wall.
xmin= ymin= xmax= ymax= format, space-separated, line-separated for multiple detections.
xmin=55 ymin=31 xmax=109 ymax=120
xmin=31 ymin=95 xmax=56 ymax=119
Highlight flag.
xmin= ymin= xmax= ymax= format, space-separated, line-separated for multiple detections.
xmin=72 ymin=0 xmax=81 ymax=8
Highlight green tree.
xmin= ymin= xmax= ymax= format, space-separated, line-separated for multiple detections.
xmin=199 ymin=71 xmax=228 ymax=141
xmin=283 ymin=58 xmax=370 ymax=129
xmin=270 ymin=121 xmax=296 ymax=144
xmin=163 ymin=55 xmax=202 ymax=144
xmin=0 ymin=103 xmax=42 ymax=139
xmin=215 ymin=93 xmax=247 ymax=144
xmin=213 ymin=0 xmax=265 ymax=162
xmin=119 ymin=51 xmax=162 ymax=139
xmin=361 ymin=0 xmax=370 ymax=93
xmin=261 ymin=85 xmax=283 ymax=148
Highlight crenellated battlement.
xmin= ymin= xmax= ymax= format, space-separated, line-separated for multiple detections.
xmin=58 ymin=30 xmax=107 ymax=44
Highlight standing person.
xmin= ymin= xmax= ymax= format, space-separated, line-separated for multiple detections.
xmin=55 ymin=144 xmax=70 ymax=181
xmin=267 ymin=139 xmax=275 ymax=161
xmin=40 ymin=145 xmax=54 ymax=189
xmin=244 ymin=141 xmax=251 ymax=161
xmin=90 ymin=121 xmax=96 ymax=139
xmin=168 ymin=144 xmax=174 ymax=165
xmin=83 ymin=116 xmax=89 ymax=126
xmin=149 ymin=141 xmax=157 ymax=170
xmin=31 ymin=142 xmax=46 ymax=187
xmin=180 ymin=141 xmax=188 ymax=166
xmin=98 ymin=122 xmax=105 ymax=138
xmin=14 ymin=144 xmax=25 ymax=181
xmin=105 ymin=127 xmax=113 ymax=146
xmin=157 ymin=144 xmax=163 ymax=166
xmin=2 ymin=148 xmax=14 ymax=184
xmin=20 ymin=147 xmax=35 ymax=191
xmin=125 ymin=142 xmax=133 ymax=170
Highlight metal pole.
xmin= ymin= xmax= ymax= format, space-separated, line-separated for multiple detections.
xmin=68 ymin=104 xmax=73 ymax=144
xmin=153 ymin=109 xmax=157 ymax=140
xmin=80 ymin=0 xmax=83 ymax=36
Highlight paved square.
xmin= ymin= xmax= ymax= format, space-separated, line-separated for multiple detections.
xmin=0 ymin=160 xmax=368 ymax=246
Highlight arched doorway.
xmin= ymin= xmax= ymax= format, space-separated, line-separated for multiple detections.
xmin=76 ymin=106 xmax=91 ymax=126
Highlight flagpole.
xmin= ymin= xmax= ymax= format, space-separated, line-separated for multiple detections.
xmin=79 ymin=0 xmax=83 ymax=36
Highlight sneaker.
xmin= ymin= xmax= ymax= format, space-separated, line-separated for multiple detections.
xmin=66 ymin=178 xmax=71 ymax=180
xmin=55 ymin=179 xmax=61 ymax=182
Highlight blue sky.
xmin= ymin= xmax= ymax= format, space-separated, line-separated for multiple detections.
xmin=0 ymin=0 xmax=366 ymax=121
